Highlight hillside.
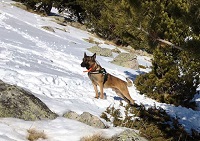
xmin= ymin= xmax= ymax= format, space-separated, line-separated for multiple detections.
xmin=0 ymin=0 xmax=200 ymax=141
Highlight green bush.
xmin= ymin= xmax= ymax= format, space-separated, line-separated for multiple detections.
xmin=101 ymin=104 xmax=200 ymax=141
xmin=135 ymin=46 xmax=199 ymax=108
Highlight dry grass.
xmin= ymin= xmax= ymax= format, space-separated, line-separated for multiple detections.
xmin=80 ymin=134 xmax=117 ymax=141
xmin=104 ymin=40 xmax=117 ymax=46
xmin=11 ymin=2 xmax=27 ymax=10
xmin=27 ymin=128 xmax=47 ymax=141
xmin=69 ymin=22 xmax=87 ymax=31
xmin=83 ymin=37 xmax=100 ymax=45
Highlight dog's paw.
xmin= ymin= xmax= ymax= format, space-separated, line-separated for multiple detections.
xmin=100 ymin=96 xmax=107 ymax=100
xmin=100 ymin=96 xmax=104 ymax=99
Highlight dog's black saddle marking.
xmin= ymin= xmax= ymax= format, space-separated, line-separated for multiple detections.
xmin=89 ymin=68 xmax=108 ymax=84
xmin=101 ymin=68 xmax=108 ymax=84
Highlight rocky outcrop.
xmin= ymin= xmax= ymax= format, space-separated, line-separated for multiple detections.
xmin=0 ymin=80 xmax=58 ymax=121
xmin=87 ymin=46 xmax=142 ymax=69
xmin=64 ymin=111 xmax=106 ymax=129
xmin=121 ymin=45 xmax=152 ymax=58
xmin=111 ymin=53 xmax=139 ymax=69
xmin=117 ymin=129 xmax=148 ymax=141
xmin=111 ymin=47 xmax=121 ymax=53
xmin=87 ymin=46 xmax=113 ymax=57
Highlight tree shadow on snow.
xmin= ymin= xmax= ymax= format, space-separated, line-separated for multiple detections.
xmin=124 ymin=70 xmax=146 ymax=82
xmin=98 ymin=92 xmax=124 ymax=101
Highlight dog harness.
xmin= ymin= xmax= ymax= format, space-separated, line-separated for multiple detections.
xmin=83 ymin=62 xmax=108 ymax=84
xmin=89 ymin=68 xmax=108 ymax=84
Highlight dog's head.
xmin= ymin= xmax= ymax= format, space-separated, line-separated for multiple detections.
xmin=81 ymin=52 xmax=96 ymax=70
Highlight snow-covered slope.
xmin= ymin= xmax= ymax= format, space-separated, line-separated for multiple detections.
xmin=0 ymin=1 xmax=200 ymax=140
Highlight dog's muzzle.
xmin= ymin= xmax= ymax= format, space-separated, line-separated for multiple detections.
xmin=81 ymin=62 xmax=86 ymax=67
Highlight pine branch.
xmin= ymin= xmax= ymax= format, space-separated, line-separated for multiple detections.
xmin=156 ymin=38 xmax=183 ymax=50
xmin=137 ymin=27 xmax=183 ymax=50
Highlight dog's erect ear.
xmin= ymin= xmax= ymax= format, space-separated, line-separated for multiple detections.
xmin=92 ymin=53 xmax=96 ymax=60
xmin=84 ymin=52 xmax=87 ymax=57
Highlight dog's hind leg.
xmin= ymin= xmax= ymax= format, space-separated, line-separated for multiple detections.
xmin=112 ymin=88 xmax=123 ymax=98
xmin=113 ymin=88 xmax=133 ymax=104
xmin=124 ymin=93 xmax=135 ymax=105
xmin=119 ymin=87 xmax=135 ymax=105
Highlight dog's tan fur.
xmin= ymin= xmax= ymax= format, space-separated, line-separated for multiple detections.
xmin=81 ymin=53 xmax=135 ymax=105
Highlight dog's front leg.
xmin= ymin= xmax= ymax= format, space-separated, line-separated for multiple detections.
xmin=99 ymin=83 xmax=104 ymax=99
xmin=92 ymin=83 xmax=99 ymax=98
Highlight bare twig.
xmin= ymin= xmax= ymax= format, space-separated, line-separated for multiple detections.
xmin=156 ymin=38 xmax=183 ymax=50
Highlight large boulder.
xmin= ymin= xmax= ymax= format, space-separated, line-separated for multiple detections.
xmin=111 ymin=53 xmax=139 ymax=69
xmin=0 ymin=80 xmax=58 ymax=121
xmin=87 ymin=46 xmax=113 ymax=57
xmin=64 ymin=111 xmax=106 ymax=129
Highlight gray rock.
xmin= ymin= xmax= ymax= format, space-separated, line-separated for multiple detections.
xmin=63 ymin=111 xmax=79 ymax=120
xmin=135 ymin=50 xmax=152 ymax=57
xmin=63 ymin=111 xmax=106 ymax=129
xmin=112 ymin=48 xmax=121 ymax=53
xmin=111 ymin=53 xmax=139 ymax=69
xmin=0 ymin=80 xmax=58 ymax=121
xmin=117 ymin=129 xmax=148 ymax=141
xmin=87 ymin=46 xmax=112 ymax=57
xmin=79 ymin=112 xmax=106 ymax=129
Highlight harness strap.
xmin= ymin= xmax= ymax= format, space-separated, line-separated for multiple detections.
xmin=101 ymin=68 xmax=108 ymax=84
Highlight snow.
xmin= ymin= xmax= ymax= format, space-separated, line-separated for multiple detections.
xmin=0 ymin=117 xmax=125 ymax=141
xmin=0 ymin=0 xmax=200 ymax=140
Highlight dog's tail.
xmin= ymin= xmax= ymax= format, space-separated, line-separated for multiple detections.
xmin=126 ymin=78 xmax=133 ymax=87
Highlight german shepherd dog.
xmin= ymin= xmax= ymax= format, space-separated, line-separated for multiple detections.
xmin=81 ymin=52 xmax=135 ymax=105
